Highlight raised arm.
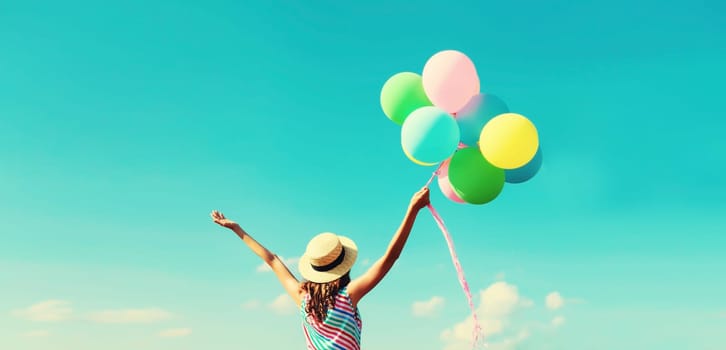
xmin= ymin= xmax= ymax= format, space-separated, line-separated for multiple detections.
xmin=211 ymin=211 xmax=302 ymax=307
xmin=347 ymin=187 xmax=430 ymax=307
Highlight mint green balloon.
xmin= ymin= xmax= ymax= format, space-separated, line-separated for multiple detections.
xmin=448 ymin=147 xmax=505 ymax=205
xmin=380 ymin=72 xmax=433 ymax=126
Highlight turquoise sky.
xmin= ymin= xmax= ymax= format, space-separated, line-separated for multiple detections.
xmin=2 ymin=1 xmax=725 ymax=349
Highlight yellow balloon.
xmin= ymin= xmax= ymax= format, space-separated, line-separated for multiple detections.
xmin=402 ymin=145 xmax=437 ymax=166
xmin=479 ymin=113 xmax=539 ymax=169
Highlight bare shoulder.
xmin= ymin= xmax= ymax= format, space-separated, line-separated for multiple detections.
xmin=347 ymin=258 xmax=392 ymax=307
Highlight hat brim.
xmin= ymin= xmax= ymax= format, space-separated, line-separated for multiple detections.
xmin=298 ymin=235 xmax=357 ymax=283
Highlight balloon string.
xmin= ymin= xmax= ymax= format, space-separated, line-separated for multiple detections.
xmin=424 ymin=163 xmax=444 ymax=188
xmin=423 ymin=169 xmax=484 ymax=349
xmin=424 ymin=171 xmax=438 ymax=188
xmin=427 ymin=203 xmax=483 ymax=349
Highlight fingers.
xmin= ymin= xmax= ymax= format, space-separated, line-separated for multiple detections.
xmin=411 ymin=187 xmax=430 ymax=208
xmin=412 ymin=188 xmax=429 ymax=200
xmin=210 ymin=210 xmax=224 ymax=223
xmin=418 ymin=187 xmax=430 ymax=203
xmin=211 ymin=210 xmax=236 ymax=230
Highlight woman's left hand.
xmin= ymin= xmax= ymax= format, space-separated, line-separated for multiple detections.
xmin=211 ymin=210 xmax=241 ymax=230
xmin=409 ymin=186 xmax=431 ymax=211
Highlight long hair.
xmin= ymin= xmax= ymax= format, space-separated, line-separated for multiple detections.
xmin=300 ymin=272 xmax=351 ymax=323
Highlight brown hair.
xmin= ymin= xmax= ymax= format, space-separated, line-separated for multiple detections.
xmin=300 ymin=272 xmax=351 ymax=323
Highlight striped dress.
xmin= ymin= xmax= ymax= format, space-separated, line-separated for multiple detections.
xmin=300 ymin=286 xmax=362 ymax=350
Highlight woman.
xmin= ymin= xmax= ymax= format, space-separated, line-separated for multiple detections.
xmin=210 ymin=186 xmax=430 ymax=349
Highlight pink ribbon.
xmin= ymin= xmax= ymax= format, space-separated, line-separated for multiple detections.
xmin=424 ymin=169 xmax=484 ymax=349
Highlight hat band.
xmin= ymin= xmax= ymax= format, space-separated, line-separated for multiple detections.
xmin=311 ymin=248 xmax=346 ymax=272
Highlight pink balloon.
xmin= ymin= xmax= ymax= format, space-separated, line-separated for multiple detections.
xmin=438 ymin=159 xmax=466 ymax=204
xmin=422 ymin=50 xmax=480 ymax=114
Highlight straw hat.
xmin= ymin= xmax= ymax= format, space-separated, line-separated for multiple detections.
xmin=298 ymin=232 xmax=358 ymax=283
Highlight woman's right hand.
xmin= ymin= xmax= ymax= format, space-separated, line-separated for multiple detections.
xmin=211 ymin=210 xmax=241 ymax=231
xmin=409 ymin=186 xmax=431 ymax=211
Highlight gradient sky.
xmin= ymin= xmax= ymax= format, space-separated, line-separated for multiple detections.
xmin=2 ymin=1 xmax=725 ymax=349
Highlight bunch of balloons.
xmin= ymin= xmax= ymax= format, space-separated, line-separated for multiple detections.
xmin=380 ymin=50 xmax=543 ymax=205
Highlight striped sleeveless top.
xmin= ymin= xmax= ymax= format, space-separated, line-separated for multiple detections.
xmin=300 ymin=286 xmax=362 ymax=350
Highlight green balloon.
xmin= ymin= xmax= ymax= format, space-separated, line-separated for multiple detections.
xmin=380 ymin=72 xmax=433 ymax=126
xmin=448 ymin=147 xmax=505 ymax=205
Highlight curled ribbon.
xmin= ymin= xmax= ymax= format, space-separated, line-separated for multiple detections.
xmin=424 ymin=170 xmax=484 ymax=349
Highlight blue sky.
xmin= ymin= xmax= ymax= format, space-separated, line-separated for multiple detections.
xmin=1 ymin=0 xmax=725 ymax=349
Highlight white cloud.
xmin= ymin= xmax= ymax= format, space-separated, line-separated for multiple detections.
xmin=442 ymin=282 xmax=573 ymax=350
xmin=412 ymin=296 xmax=445 ymax=317
xmin=159 ymin=328 xmax=192 ymax=338
xmin=551 ymin=316 xmax=565 ymax=328
xmin=257 ymin=256 xmax=300 ymax=272
xmin=12 ymin=300 xmax=73 ymax=322
xmin=441 ymin=281 xmax=522 ymax=343
xmin=269 ymin=294 xmax=297 ymax=315
xmin=241 ymin=300 xmax=261 ymax=310
xmin=545 ymin=292 xmax=564 ymax=310
xmin=480 ymin=282 xmax=521 ymax=318
xmin=87 ymin=308 xmax=172 ymax=323
xmin=21 ymin=330 xmax=50 ymax=338
xmin=495 ymin=272 xmax=506 ymax=280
